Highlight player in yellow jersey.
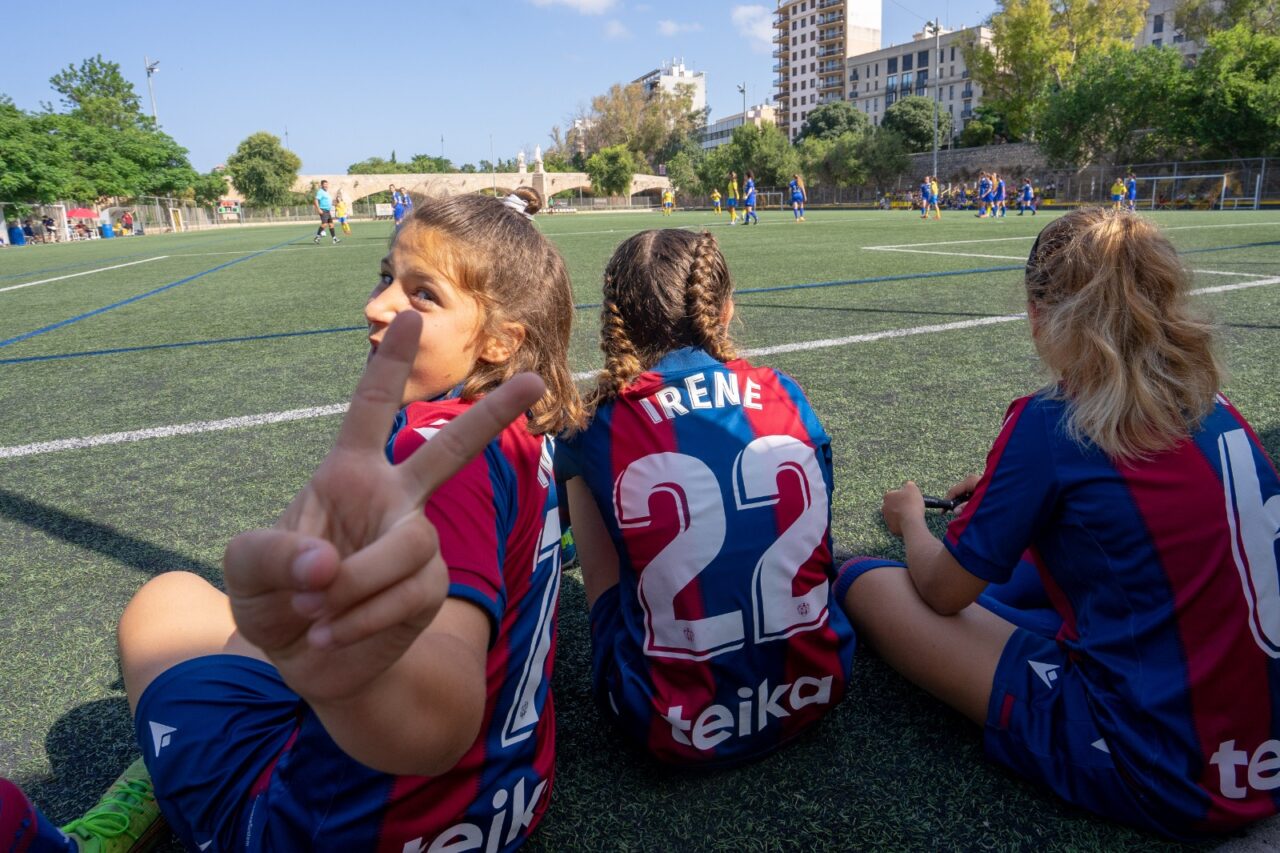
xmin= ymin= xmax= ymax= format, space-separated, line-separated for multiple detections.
xmin=662 ymin=189 xmax=675 ymax=216
xmin=711 ymin=188 xmax=721 ymax=215
xmin=727 ymin=172 xmax=740 ymax=225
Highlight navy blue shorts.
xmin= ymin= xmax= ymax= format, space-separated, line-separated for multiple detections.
xmin=135 ymin=655 xmax=303 ymax=851
xmin=985 ymin=629 xmax=1177 ymax=836
xmin=727 ymin=199 xmax=737 ymax=208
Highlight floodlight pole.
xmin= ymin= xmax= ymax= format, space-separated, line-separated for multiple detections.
xmin=737 ymin=82 xmax=747 ymax=124
xmin=927 ymin=20 xmax=940 ymax=181
xmin=490 ymin=134 xmax=496 ymax=197
xmin=144 ymin=56 xmax=160 ymax=124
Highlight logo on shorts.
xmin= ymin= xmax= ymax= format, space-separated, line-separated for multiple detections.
xmin=1028 ymin=660 xmax=1060 ymax=688
xmin=149 ymin=721 xmax=177 ymax=756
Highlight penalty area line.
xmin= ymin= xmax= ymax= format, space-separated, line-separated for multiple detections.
xmin=3 ymin=275 xmax=1276 ymax=460
xmin=0 ymin=256 xmax=169 ymax=294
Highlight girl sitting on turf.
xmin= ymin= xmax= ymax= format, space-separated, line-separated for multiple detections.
xmin=1 ymin=187 xmax=584 ymax=852
xmin=838 ymin=208 xmax=1280 ymax=839
xmin=558 ymin=229 xmax=856 ymax=766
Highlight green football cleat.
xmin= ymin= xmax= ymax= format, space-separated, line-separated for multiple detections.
xmin=61 ymin=759 xmax=167 ymax=852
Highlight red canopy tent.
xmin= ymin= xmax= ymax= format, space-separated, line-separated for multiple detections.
xmin=66 ymin=207 xmax=98 ymax=219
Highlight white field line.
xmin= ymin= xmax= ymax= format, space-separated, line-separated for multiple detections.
xmin=1163 ymin=221 xmax=1280 ymax=232
xmin=868 ymin=235 xmax=1036 ymax=250
xmin=0 ymin=256 xmax=169 ymax=294
xmin=868 ymin=248 xmax=1028 ymax=260
xmin=3 ymin=276 xmax=1276 ymax=461
xmin=1191 ymin=269 xmax=1265 ymax=277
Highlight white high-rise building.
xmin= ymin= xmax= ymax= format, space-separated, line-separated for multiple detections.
xmin=634 ymin=59 xmax=707 ymax=116
xmin=1137 ymin=0 xmax=1201 ymax=61
xmin=773 ymin=0 xmax=882 ymax=140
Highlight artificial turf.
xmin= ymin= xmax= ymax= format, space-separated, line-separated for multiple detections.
xmin=1 ymin=208 xmax=1278 ymax=851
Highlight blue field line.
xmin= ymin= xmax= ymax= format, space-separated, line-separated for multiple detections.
xmin=0 ymin=326 xmax=366 ymax=365
xmin=0 ymin=236 xmax=304 ymax=350
xmin=1181 ymin=240 xmax=1280 ymax=255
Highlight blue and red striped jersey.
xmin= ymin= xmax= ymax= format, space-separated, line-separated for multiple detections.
xmin=251 ymin=398 xmax=561 ymax=852
xmin=946 ymin=391 xmax=1280 ymax=831
xmin=561 ymin=347 xmax=856 ymax=765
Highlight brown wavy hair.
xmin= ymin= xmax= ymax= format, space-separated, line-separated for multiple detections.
xmin=585 ymin=229 xmax=736 ymax=414
xmin=398 ymin=187 xmax=584 ymax=435
xmin=1025 ymin=207 xmax=1223 ymax=460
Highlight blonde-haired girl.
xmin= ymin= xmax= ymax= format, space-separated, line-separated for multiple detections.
xmin=838 ymin=208 xmax=1280 ymax=838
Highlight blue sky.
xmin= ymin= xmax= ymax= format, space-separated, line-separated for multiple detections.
xmin=7 ymin=0 xmax=995 ymax=174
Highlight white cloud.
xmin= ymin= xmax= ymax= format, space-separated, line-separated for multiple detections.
xmin=657 ymin=19 xmax=703 ymax=36
xmin=731 ymin=5 xmax=774 ymax=54
xmin=529 ymin=0 xmax=617 ymax=14
xmin=605 ymin=19 xmax=631 ymax=38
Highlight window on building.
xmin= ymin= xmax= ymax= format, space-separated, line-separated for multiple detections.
xmin=949 ymin=84 xmax=954 ymax=99
xmin=792 ymin=21 xmax=797 ymax=30
xmin=902 ymin=53 xmax=913 ymax=71
xmin=1153 ymin=14 xmax=1163 ymax=33
xmin=1173 ymin=32 xmax=1185 ymax=43
xmin=875 ymin=62 xmax=879 ymax=75
xmin=919 ymin=50 xmax=929 ymax=67
xmin=886 ymin=74 xmax=897 ymax=91
xmin=1153 ymin=37 xmax=1162 ymax=47
xmin=801 ymin=33 xmax=806 ymax=42
xmin=887 ymin=57 xmax=896 ymax=73
xmin=901 ymin=71 xmax=913 ymax=91
xmin=792 ymin=36 xmax=797 ymax=45
xmin=950 ymin=46 xmax=955 ymax=61
xmin=950 ymin=65 xmax=955 ymax=77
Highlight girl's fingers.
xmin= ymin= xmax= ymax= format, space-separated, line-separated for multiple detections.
xmin=224 ymin=529 xmax=340 ymax=598
xmin=300 ymin=513 xmax=444 ymax=620
xmin=334 ymin=312 xmax=423 ymax=453
xmin=946 ymin=475 xmax=981 ymax=500
xmin=310 ymin=535 xmax=451 ymax=649
xmin=398 ymin=373 xmax=547 ymax=502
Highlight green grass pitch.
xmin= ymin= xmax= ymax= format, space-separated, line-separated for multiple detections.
xmin=2 ymin=207 xmax=1278 ymax=851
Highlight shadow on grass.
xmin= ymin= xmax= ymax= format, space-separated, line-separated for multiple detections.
xmin=0 ymin=488 xmax=216 ymax=577
xmin=1259 ymin=425 xmax=1280 ymax=462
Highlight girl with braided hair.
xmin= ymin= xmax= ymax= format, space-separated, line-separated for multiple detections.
xmin=557 ymin=229 xmax=855 ymax=766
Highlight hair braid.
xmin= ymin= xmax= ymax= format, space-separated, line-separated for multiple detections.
xmin=586 ymin=282 xmax=646 ymax=413
xmin=685 ymin=231 xmax=737 ymax=362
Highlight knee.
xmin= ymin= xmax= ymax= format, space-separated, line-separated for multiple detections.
xmin=119 ymin=571 xmax=217 ymax=640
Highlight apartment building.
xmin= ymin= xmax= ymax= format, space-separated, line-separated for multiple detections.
xmin=773 ymin=0 xmax=881 ymax=141
xmin=634 ymin=59 xmax=707 ymax=116
xmin=1136 ymin=0 xmax=1201 ymax=61
xmin=701 ymin=104 xmax=778 ymax=150
xmin=845 ymin=25 xmax=992 ymax=138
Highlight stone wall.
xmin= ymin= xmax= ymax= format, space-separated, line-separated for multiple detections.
xmin=908 ymin=142 xmax=1048 ymax=181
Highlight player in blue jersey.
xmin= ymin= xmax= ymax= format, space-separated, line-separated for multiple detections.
xmin=743 ymin=171 xmax=758 ymax=225
xmin=837 ymin=208 xmax=1280 ymax=839
xmin=919 ymin=177 xmax=932 ymax=220
xmin=1017 ymin=178 xmax=1035 ymax=215
xmin=391 ymin=184 xmax=405 ymax=225
xmin=977 ymin=172 xmax=992 ymax=218
xmin=0 ymin=189 xmax=586 ymax=853
xmin=790 ymin=173 xmax=806 ymax=221
xmin=1126 ymin=171 xmax=1139 ymax=211
xmin=993 ymin=173 xmax=1007 ymax=217
xmin=558 ymin=229 xmax=856 ymax=766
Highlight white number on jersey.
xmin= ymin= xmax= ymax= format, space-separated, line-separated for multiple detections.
xmin=1220 ymin=428 xmax=1280 ymax=658
xmin=614 ymin=436 xmax=830 ymax=661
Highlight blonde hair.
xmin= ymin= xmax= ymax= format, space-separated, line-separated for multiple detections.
xmin=586 ymin=229 xmax=736 ymax=413
xmin=1025 ymin=208 xmax=1223 ymax=460
xmin=398 ymin=186 xmax=584 ymax=435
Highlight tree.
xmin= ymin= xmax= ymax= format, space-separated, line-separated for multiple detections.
xmin=226 ymin=132 xmax=302 ymax=207
xmin=585 ymin=144 xmax=637 ymax=196
xmin=1176 ymin=0 xmax=1278 ymax=43
xmin=710 ymin=123 xmax=799 ymax=187
xmin=1036 ymin=46 xmax=1192 ymax=167
xmin=568 ymin=81 xmax=702 ymax=170
xmin=881 ymin=95 xmax=954 ymax=153
xmin=964 ymin=0 xmax=1148 ymax=140
xmin=795 ymin=101 xmax=871 ymax=142
xmin=958 ymin=119 xmax=996 ymax=148
xmin=48 ymin=55 xmax=146 ymax=130
xmin=797 ymin=132 xmax=868 ymax=188
xmin=193 ymin=171 xmax=230 ymax=206
xmin=858 ymin=128 xmax=910 ymax=191
xmin=1186 ymin=25 xmax=1280 ymax=157
xmin=664 ymin=149 xmax=699 ymax=193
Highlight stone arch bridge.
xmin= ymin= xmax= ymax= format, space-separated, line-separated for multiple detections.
xmin=289 ymin=171 xmax=670 ymax=203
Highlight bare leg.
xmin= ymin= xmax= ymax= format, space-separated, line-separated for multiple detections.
xmin=842 ymin=565 xmax=1016 ymax=724
xmin=119 ymin=571 xmax=269 ymax=713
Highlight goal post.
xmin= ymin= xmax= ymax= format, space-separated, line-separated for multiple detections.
xmin=1131 ymin=173 xmax=1245 ymax=212
xmin=759 ymin=191 xmax=784 ymax=212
